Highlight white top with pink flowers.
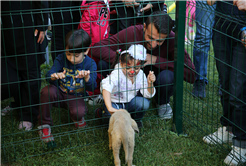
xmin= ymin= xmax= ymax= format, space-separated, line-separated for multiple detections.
xmin=101 ymin=63 xmax=156 ymax=103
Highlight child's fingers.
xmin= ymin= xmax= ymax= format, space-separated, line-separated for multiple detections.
xmin=52 ymin=73 xmax=58 ymax=79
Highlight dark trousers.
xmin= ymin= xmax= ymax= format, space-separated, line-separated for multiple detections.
xmin=1 ymin=60 xmax=41 ymax=123
xmin=98 ymin=60 xmax=174 ymax=105
xmin=213 ymin=30 xmax=246 ymax=147
xmin=38 ymin=85 xmax=87 ymax=126
xmin=49 ymin=1 xmax=80 ymax=62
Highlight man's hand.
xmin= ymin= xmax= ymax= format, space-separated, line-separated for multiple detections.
xmin=147 ymin=71 xmax=156 ymax=84
xmin=144 ymin=53 xmax=157 ymax=66
xmin=34 ymin=29 xmax=46 ymax=44
xmin=51 ymin=70 xmax=66 ymax=81
xmin=140 ymin=3 xmax=153 ymax=12
xmin=122 ymin=0 xmax=139 ymax=7
xmin=76 ymin=70 xmax=90 ymax=82
xmin=233 ymin=0 xmax=246 ymax=11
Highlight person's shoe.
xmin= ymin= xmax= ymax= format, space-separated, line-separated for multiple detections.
xmin=1 ymin=106 xmax=13 ymax=116
xmin=188 ymin=26 xmax=195 ymax=40
xmin=224 ymin=146 xmax=246 ymax=166
xmin=136 ymin=120 xmax=143 ymax=129
xmin=88 ymin=94 xmax=104 ymax=106
xmin=192 ymin=80 xmax=206 ymax=98
xmin=73 ymin=117 xmax=87 ymax=128
xmin=18 ymin=121 xmax=33 ymax=131
xmin=38 ymin=124 xmax=54 ymax=143
xmin=203 ymin=127 xmax=234 ymax=145
xmin=158 ymin=103 xmax=173 ymax=120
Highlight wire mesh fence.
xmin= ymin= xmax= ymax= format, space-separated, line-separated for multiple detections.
xmin=1 ymin=0 xmax=246 ymax=165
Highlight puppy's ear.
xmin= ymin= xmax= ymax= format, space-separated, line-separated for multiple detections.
xmin=131 ymin=119 xmax=139 ymax=133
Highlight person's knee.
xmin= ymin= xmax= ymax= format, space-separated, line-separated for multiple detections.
xmin=98 ymin=60 xmax=109 ymax=71
xmin=134 ymin=97 xmax=150 ymax=111
xmin=41 ymin=85 xmax=57 ymax=98
xmin=70 ymin=106 xmax=87 ymax=120
xmin=156 ymin=70 xmax=174 ymax=85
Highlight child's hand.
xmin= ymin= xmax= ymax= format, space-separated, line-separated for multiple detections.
xmin=147 ymin=71 xmax=156 ymax=84
xmin=51 ymin=70 xmax=66 ymax=81
xmin=76 ymin=70 xmax=90 ymax=82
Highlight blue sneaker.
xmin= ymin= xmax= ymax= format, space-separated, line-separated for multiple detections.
xmin=192 ymin=80 xmax=206 ymax=98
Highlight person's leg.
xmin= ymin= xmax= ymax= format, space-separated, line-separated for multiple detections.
xmin=202 ymin=30 xmax=234 ymax=145
xmin=65 ymin=94 xmax=88 ymax=128
xmin=38 ymin=85 xmax=63 ymax=126
xmin=229 ymin=40 xmax=246 ymax=148
xmin=154 ymin=70 xmax=174 ymax=120
xmin=126 ymin=96 xmax=150 ymax=121
xmin=192 ymin=1 xmax=216 ymax=98
xmin=97 ymin=60 xmax=111 ymax=78
xmin=154 ymin=70 xmax=174 ymax=105
xmin=223 ymin=34 xmax=246 ymax=166
xmin=212 ymin=30 xmax=233 ymax=127
xmin=1 ymin=59 xmax=21 ymax=111
xmin=18 ymin=67 xmax=41 ymax=128
xmin=50 ymin=1 xmax=80 ymax=62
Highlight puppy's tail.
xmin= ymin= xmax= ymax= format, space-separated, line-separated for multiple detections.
xmin=122 ymin=132 xmax=129 ymax=164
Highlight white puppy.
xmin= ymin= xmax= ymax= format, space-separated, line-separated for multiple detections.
xmin=108 ymin=109 xmax=139 ymax=166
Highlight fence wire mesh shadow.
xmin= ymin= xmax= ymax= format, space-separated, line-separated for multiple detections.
xmin=1 ymin=1 xmax=246 ymax=165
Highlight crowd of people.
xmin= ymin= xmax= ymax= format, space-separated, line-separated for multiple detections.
xmin=1 ymin=0 xmax=246 ymax=165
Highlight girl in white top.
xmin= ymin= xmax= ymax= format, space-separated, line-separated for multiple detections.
xmin=99 ymin=44 xmax=156 ymax=126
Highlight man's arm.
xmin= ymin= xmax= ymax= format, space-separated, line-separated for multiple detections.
xmin=207 ymin=0 xmax=216 ymax=6
xmin=91 ymin=25 xmax=140 ymax=64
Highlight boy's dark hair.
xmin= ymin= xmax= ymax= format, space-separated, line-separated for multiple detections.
xmin=111 ymin=44 xmax=144 ymax=69
xmin=65 ymin=29 xmax=91 ymax=53
xmin=145 ymin=11 xmax=174 ymax=35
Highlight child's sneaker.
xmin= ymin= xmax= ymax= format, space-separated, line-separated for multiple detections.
xmin=19 ymin=121 xmax=33 ymax=131
xmin=88 ymin=94 xmax=104 ymax=106
xmin=38 ymin=124 xmax=54 ymax=143
xmin=224 ymin=145 xmax=246 ymax=166
xmin=74 ymin=117 xmax=87 ymax=128
xmin=1 ymin=106 xmax=13 ymax=116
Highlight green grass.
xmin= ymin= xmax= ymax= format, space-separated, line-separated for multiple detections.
xmin=0 ymin=2 xmax=235 ymax=165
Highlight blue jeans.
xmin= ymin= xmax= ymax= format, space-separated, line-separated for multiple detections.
xmin=103 ymin=95 xmax=150 ymax=121
xmin=193 ymin=1 xmax=216 ymax=83
xmin=98 ymin=60 xmax=174 ymax=105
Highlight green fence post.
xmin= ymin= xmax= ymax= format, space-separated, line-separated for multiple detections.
xmin=173 ymin=1 xmax=186 ymax=135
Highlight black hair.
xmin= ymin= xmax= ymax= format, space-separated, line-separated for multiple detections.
xmin=145 ymin=11 xmax=174 ymax=35
xmin=65 ymin=29 xmax=91 ymax=53
xmin=111 ymin=44 xmax=144 ymax=69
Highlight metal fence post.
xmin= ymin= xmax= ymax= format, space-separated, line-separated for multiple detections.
xmin=173 ymin=1 xmax=186 ymax=135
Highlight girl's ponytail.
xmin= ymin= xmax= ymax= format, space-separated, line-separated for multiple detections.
xmin=111 ymin=49 xmax=121 ymax=69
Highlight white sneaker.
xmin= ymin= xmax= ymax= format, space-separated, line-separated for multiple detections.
xmin=18 ymin=121 xmax=33 ymax=131
xmin=88 ymin=94 xmax=104 ymax=106
xmin=224 ymin=146 xmax=246 ymax=166
xmin=158 ymin=103 xmax=173 ymax=120
xmin=1 ymin=106 xmax=13 ymax=116
xmin=203 ymin=127 xmax=234 ymax=145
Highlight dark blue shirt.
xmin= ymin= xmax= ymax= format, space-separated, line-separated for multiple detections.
xmin=47 ymin=53 xmax=97 ymax=96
